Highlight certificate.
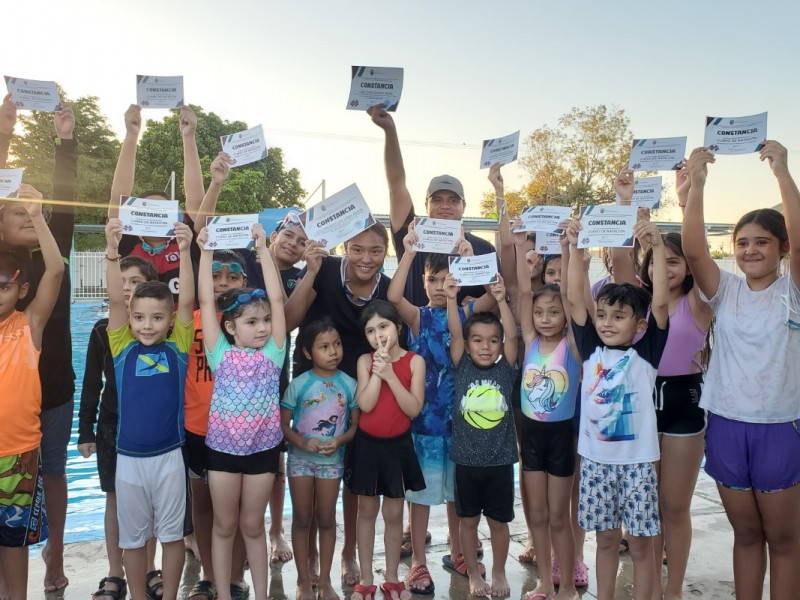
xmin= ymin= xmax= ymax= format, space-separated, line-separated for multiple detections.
xmin=347 ymin=66 xmax=403 ymax=112
xmin=704 ymin=112 xmax=767 ymax=155
xmin=515 ymin=206 xmax=572 ymax=233
xmin=299 ymin=184 xmax=376 ymax=250
xmin=536 ymin=231 xmax=562 ymax=255
xmin=480 ymin=131 xmax=520 ymax=169
xmin=615 ymin=176 xmax=662 ymax=209
xmin=4 ymin=76 xmax=60 ymax=112
xmin=449 ymin=253 xmax=499 ymax=286
xmin=412 ymin=217 xmax=461 ymax=254
xmin=221 ymin=125 xmax=268 ymax=168
xmin=628 ymin=137 xmax=686 ymax=172
xmin=205 ymin=214 xmax=259 ymax=250
xmin=578 ymin=205 xmax=637 ymax=249
xmin=119 ymin=197 xmax=180 ymax=238
xmin=136 ymin=75 xmax=184 ymax=109
xmin=0 ymin=168 xmax=24 ymax=198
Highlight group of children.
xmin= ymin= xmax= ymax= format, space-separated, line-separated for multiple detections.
xmin=0 ymin=98 xmax=798 ymax=600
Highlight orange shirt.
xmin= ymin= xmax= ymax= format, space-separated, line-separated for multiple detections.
xmin=184 ymin=310 xmax=216 ymax=436
xmin=0 ymin=311 xmax=42 ymax=455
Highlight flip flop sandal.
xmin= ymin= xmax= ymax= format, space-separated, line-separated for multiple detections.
xmin=442 ymin=554 xmax=486 ymax=579
xmin=145 ymin=571 xmax=163 ymax=600
xmin=187 ymin=579 xmax=217 ymax=600
xmin=407 ymin=564 xmax=435 ymax=596
xmin=230 ymin=581 xmax=250 ymax=600
xmin=379 ymin=581 xmax=410 ymax=600
xmin=92 ymin=577 xmax=128 ymax=600
xmin=351 ymin=584 xmax=377 ymax=600
xmin=573 ymin=560 xmax=590 ymax=588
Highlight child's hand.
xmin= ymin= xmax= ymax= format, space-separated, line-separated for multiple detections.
xmin=489 ymin=274 xmax=506 ymax=303
xmin=196 ymin=226 xmax=210 ymax=250
xmin=614 ymin=167 xmax=635 ymax=203
xmin=303 ymin=241 xmax=328 ymax=275
xmin=54 ymin=104 xmax=75 ymax=139
xmin=372 ymin=348 xmax=393 ymax=381
xmin=633 ymin=221 xmax=663 ymax=247
xmin=488 ymin=163 xmax=504 ymax=192
xmin=210 ymin=152 xmax=233 ymax=185
xmin=174 ymin=221 xmax=193 ymax=252
xmin=318 ymin=439 xmax=339 ymax=457
xmin=637 ymin=207 xmax=651 ymax=223
xmin=760 ymin=140 xmax=789 ymax=178
xmin=402 ymin=222 xmax=418 ymax=255
xmin=367 ymin=104 xmax=395 ymax=131
xmin=179 ymin=105 xmax=197 ymax=137
xmin=0 ymin=93 xmax=17 ymax=135
xmin=20 ymin=184 xmax=44 ymax=218
xmin=558 ymin=218 xmax=572 ymax=247
xmin=565 ymin=218 xmax=582 ymax=247
xmin=455 ymin=237 xmax=474 ymax=257
xmin=444 ymin=273 xmax=459 ymax=300
xmin=583 ymin=248 xmax=592 ymax=272
xmin=77 ymin=442 xmax=95 ymax=459
xmin=252 ymin=223 xmax=267 ymax=250
xmin=124 ymin=104 xmax=142 ymax=137
xmin=676 ymin=161 xmax=690 ymax=206
xmin=511 ymin=219 xmax=527 ymax=247
xmin=687 ymin=147 xmax=714 ymax=186
xmin=105 ymin=218 xmax=123 ymax=252
xmin=304 ymin=437 xmax=322 ymax=453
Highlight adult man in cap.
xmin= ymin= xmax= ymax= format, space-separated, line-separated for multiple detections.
xmin=369 ymin=106 xmax=496 ymax=306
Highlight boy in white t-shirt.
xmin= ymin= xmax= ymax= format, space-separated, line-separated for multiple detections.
xmin=565 ymin=219 xmax=669 ymax=600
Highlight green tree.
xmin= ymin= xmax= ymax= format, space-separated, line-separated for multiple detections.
xmin=9 ymin=91 xmax=120 ymax=227
xmin=135 ymin=106 xmax=304 ymax=214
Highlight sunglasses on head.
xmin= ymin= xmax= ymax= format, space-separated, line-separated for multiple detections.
xmin=212 ymin=261 xmax=245 ymax=274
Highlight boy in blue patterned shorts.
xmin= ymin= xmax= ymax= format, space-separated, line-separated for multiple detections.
xmin=104 ymin=218 xmax=195 ymax=600
xmin=565 ymin=219 xmax=669 ymax=600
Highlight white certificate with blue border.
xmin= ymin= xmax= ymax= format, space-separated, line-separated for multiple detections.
xmin=578 ymin=205 xmax=637 ymax=248
xmin=299 ymin=184 xmax=376 ymax=250
xmin=119 ymin=197 xmax=180 ymax=238
xmin=221 ymin=125 xmax=268 ymax=168
xmin=704 ymin=113 xmax=767 ymax=155
xmin=412 ymin=217 xmax=461 ymax=254
xmin=515 ymin=206 xmax=573 ymax=233
xmin=449 ymin=252 xmax=499 ymax=286
xmin=480 ymin=131 xmax=520 ymax=169
xmin=0 ymin=168 xmax=24 ymax=198
xmin=628 ymin=137 xmax=686 ymax=171
xmin=4 ymin=76 xmax=60 ymax=112
xmin=205 ymin=214 xmax=259 ymax=250
xmin=136 ymin=75 xmax=184 ymax=109
xmin=615 ymin=176 xmax=662 ymax=209
xmin=347 ymin=66 xmax=403 ymax=112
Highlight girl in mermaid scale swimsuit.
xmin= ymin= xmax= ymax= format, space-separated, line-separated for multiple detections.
xmin=196 ymin=223 xmax=287 ymax=600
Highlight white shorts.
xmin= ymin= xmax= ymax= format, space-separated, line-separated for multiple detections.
xmin=116 ymin=448 xmax=190 ymax=548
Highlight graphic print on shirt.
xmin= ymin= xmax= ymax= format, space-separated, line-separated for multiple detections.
xmin=584 ymin=352 xmax=635 ymax=441
xmin=522 ymin=363 xmax=568 ymax=418
xmin=460 ymin=378 xmax=508 ymax=430
xmin=135 ymin=352 xmax=170 ymax=376
xmin=296 ymin=381 xmax=348 ymax=439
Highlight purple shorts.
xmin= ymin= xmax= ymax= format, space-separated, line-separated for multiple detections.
xmin=705 ymin=413 xmax=800 ymax=493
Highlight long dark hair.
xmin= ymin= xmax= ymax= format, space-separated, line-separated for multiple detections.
xmin=640 ymin=233 xmax=693 ymax=296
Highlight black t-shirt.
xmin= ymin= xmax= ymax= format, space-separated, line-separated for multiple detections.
xmin=78 ymin=318 xmax=118 ymax=444
xmin=293 ymin=256 xmax=391 ymax=380
xmin=393 ymin=210 xmax=496 ymax=307
xmin=15 ymin=139 xmax=78 ymax=410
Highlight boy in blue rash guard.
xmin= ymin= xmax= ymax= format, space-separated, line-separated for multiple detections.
xmin=104 ymin=217 xmax=195 ymax=600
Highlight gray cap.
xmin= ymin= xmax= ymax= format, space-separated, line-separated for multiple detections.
xmin=426 ymin=175 xmax=465 ymax=200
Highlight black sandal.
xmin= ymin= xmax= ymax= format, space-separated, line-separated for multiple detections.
xmin=146 ymin=570 xmax=164 ymax=600
xmin=92 ymin=576 xmax=127 ymax=600
xmin=188 ymin=579 xmax=218 ymax=599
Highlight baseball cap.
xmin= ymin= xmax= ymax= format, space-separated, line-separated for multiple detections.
xmin=426 ymin=175 xmax=464 ymax=200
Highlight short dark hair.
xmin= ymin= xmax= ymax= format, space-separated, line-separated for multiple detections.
xmin=532 ymin=283 xmax=562 ymax=306
xmin=212 ymin=249 xmax=247 ymax=272
xmin=359 ymin=299 xmax=402 ymax=333
xmin=217 ymin=287 xmax=270 ymax=344
xmin=733 ymin=209 xmax=788 ymax=255
xmin=346 ymin=221 xmax=389 ymax=250
xmin=138 ymin=190 xmax=170 ymax=200
xmin=0 ymin=241 xmax=30 ymax=284
xmin=130 ymin=280 xmax=174 ymax=311
xmin=596 ymin=282 xmax=651 ymax=320
xmin=298 ymin=317 xmax=339 ymax=355
xmin=120 ymin=256 xmax=158 ymax=282
xmin=641 ymin=233 xmax=693 ymax=295
xmin=463 ymin=311 xmax=503 ymax=340
xmin=423 ymin=253 xmax=450 ymax=275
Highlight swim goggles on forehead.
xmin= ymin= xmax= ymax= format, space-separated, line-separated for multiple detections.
xmin=275 ymin=210 xmax=303 ymax=233
xmin=0 ymin=270 xmax=21 ymax=285
xmin=212 ymin=260 xmax=245 ymax=274
xmin=222 ymin=288 xmax=266 ymax=312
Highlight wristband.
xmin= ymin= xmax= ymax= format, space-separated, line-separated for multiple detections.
xmin=105 ymin=254 xmax=121 ymax=262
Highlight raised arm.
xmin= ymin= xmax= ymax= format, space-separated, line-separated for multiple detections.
xmin=283 ymin=241 xmax=325 ymax=330
xmin=610 ymin=168 xmax=639 ymax=285
xmin=173 ymin=222 xmax=195 ymax=323
xmin=196 ymin=228 xmax=221 ymax=350
xmin=445 ymin=273 xmax=465 ymax=364
xmin=108 ymin=105 xmax=142 ymax=219
xmin=386 ymin=228 xmax=421 ymax=335
xmin=761 ymin=141 xmax=800 ymax=287
xmin=491 ymin=164 xmax=518 ymax=297
xmin=635 ymin=222 xmax=668 ymax=328
xmin=369 ymin=105 xmax=413 ymax=232
xmin=565 ymin=219 xmax=588 ymax=326
xmin=105 ymin=219 xmax=126 ymax=330
xmin=0 ymin=93 xmax=17 ymax=167
xmin=682 ymin=148 xmax=720 ymax=298
xmin=255 ymin=224 xmax=286 ymax=349
xmin=491 ymin=276 xmax=517 ymax=364
xmin=676 ymin=162 xmax=690 ymax=215
xmin=180 ymin=106 xmax=204 ymax=218
xmin=21 ymin=186 xmax=64 ymax=347
xmin=193 ymin=152 xmax=232 ymax=232
xmin=514 ymin=229 xmax=534 ymax=342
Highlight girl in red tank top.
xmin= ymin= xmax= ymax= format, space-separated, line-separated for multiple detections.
xmin=344 ymin=301 xmax=426 ymax=600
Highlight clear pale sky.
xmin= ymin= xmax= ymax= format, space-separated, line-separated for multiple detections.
xmin=5 ymin=0 xmax=799 ymax=226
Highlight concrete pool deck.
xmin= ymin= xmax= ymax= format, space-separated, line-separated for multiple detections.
xmin=31 ymin=472 xmax=765 ymax=599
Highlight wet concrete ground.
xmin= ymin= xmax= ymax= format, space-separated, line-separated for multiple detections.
xmin=32 ymin=471 xmax=767 ymax=599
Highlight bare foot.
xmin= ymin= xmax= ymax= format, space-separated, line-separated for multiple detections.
xmin=491 ymin=572 xmax=511 ymax=597
xmin=296 ymin=582 xmax=316 ymax=600
xmin=518 ymin=541 xmax=537 ymax=564
xmin=271 ymin=531 xmax=294 ymax=563
xmin=341 ymin=554 xmax=360 ymax=587
xmin=317 ymin=580 xmax=341 ymax=600
xmin=309 ymin=551 xmax=320 ymax=587
xmin=553 ymin=586 xmax=580 ymax=600
xmin=185 ymin=533 xmax=201 ymax=562
xmin=524 ymin=579 xmax=555 ymax=599
xmin=42 ymin=544 xmax=69 ymax=593
xmin=469 ymin=573 xmax=492 ymax=597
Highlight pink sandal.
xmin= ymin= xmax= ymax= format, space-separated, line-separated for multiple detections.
xmin=573 ymin=560 xmax=589 ymax=587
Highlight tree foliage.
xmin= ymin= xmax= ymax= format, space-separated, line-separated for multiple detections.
xmin=9 ymin=91 xmax=120 ymax=226
xmin=135 ymin=106 xmax=305 ymax=214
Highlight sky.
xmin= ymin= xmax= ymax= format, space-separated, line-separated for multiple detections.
xmin=5 ymin=0 xmax=799 ymax=228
